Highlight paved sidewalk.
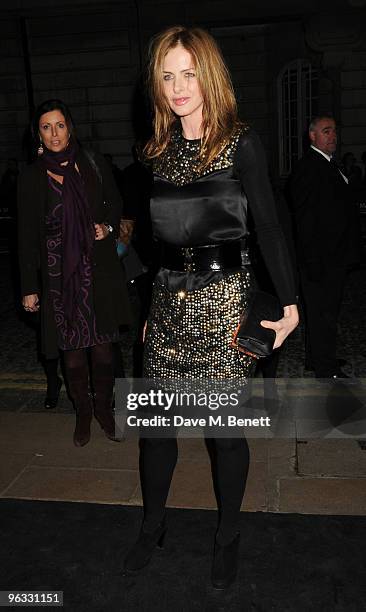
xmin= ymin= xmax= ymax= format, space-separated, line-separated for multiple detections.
xmin=1 ymin=408 xmax=366 ymax=515
xmin=1 ymin=253 xmax=366 ymax=516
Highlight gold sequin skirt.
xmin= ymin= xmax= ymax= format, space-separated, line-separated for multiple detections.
xmin=143 ymin=269 xmax=254 ymax=379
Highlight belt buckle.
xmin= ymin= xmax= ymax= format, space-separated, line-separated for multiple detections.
xmin=182 ymin=247 xmax=195 ymax=273
xmin=210 ymin=260 xmax=221 ymax=271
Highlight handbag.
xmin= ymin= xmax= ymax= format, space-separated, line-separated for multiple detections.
xmin=231 ymin=290 xmax=282 ymax=359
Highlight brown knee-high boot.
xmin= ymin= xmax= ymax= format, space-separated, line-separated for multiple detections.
xmin=90 ymin=343 xmax=120 ymax=442
xmin=93 ymin=388 xmax=120 ymax=441
xmin=72 ymin=391 xmax=93 ymax=447
xmin=63 ymin=348 xmax=92 ymax=447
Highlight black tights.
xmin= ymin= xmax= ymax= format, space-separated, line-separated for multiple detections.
xmin=140 ymin=436 xmax=250 ymax=545
xmin=63 ymin=342 xmax=114 ymax=403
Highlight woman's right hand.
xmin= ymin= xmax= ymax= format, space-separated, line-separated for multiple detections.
xmin=22 ymin=294 xmax=40 ymax=313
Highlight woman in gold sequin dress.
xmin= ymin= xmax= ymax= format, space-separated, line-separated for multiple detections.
xmin=123 ymin=26 xmax=299 ymax=588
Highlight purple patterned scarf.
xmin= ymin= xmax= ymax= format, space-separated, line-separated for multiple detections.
xmin=41 ymin=138 xmax=94 ymax=323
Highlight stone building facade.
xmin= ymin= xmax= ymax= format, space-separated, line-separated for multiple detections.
xmin=0 ymin=0 xmax=366 ymax=181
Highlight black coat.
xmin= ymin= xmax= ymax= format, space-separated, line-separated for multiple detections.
xmin=18 ymin=149 xmax=131 ymax=359
xmin=288 ymin=148 xmax=360 ymax=275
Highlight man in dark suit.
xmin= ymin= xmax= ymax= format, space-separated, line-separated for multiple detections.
xmin=289 ymin=114 xmax=360 ymax=379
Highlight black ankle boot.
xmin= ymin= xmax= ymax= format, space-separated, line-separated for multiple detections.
xmin=211 ymin=532 xmax=240 ymax=590
xmin=44 ymin=376 xmax=62 ymax=410
xmin=123 ymin=520 xmax=167 ymax=574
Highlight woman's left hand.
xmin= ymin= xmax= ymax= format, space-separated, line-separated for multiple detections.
xmin=260 ymin=304 xmax=299 ymax=349
xmin=94 ymin=223 xmax=109 ymax=241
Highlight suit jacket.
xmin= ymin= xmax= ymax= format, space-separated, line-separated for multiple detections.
xmin=121 ymin=159 xmax=154 ymax=267
xmin=288 ymin=147 xmax=360 ymax=272
xmin=17 ymin=149 xmax=131 ymax=358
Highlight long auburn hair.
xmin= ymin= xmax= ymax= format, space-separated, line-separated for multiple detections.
xmin=144 ymin=26 xmax=240 ymax=169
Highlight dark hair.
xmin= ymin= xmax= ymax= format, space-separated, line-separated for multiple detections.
xmin=309 ymin=113 xmax=335 ymax=131
xmin=31 ymin=99 xmax=75 ymax=143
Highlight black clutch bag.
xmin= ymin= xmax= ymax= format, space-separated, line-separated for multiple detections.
xmin=231 ymin=290 xmax=282 ymax=359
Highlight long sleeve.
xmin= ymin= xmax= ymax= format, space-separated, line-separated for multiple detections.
xmin=95 ymin=153 xmax=124 ymax=231
xmin=17 ymin=166 xmax=41 ymax=296
xmin=234 ymin=129 xmax=297 ymax=306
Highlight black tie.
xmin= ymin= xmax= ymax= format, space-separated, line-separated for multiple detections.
xmin=330 ymin=158 xmax=348 ymax=183
xmin=330 ymin=157 xmax=341 ymax=169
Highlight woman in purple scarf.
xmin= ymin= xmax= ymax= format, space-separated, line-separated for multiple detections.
xmin=18 ymin=99 xmax=130 ymax=446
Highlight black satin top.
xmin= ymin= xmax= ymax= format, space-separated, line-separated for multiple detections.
xmin=151 ymin=125 xmax=296 ymax=306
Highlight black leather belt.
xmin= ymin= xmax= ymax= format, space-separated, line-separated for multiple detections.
xmin=160 ymin=240 xmax=249 ymax=272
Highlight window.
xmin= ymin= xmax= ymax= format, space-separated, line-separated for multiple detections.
xmin=278 ymin=59 xmax=318 ymax=176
